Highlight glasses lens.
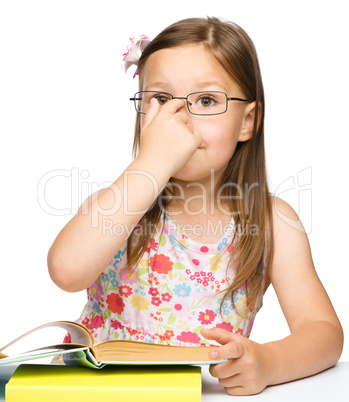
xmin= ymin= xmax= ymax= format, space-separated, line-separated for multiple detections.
xmin=187 ymin=91 xmax=227 ymax=115
xmin=134 ymin=91 xmax=172 ymax=114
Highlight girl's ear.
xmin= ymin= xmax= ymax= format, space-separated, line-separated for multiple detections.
xmin=238 ymin=101 xmax=259 ymax=142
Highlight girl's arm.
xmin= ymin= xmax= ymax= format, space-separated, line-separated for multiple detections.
xmin=202 ymin=196 xmax=343 ymax=396
xmin=47 ymin=158 xmax=170 ymax=292
xmin=48 ymin=99 xmax=202 ymax=292
xmin=262 ymin=196 xmax=343 ymax=383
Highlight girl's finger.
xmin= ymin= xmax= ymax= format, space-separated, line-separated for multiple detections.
xmin=209 ymin=359 xmax=240 ymax=379
xmin=161 ymin=97 xmax=187 ymax=115
xmin=209 ymin=340 xmax=245 ymax=362
xmin=218 ymin=373 xmax=243 ymax=388
xmin=141 ymin=97 xmax=160 ymax=130
xmin=201 ymin=327 xmax=242 ymax=345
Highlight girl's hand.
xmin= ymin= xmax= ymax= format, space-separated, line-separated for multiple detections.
xmin=201 ymin=327 xmax=273 ymax=396
xmin=136 ymin=97 xmax=203 ymax=178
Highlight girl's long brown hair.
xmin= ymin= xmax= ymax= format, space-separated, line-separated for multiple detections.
xmin=127 ymin=17 xmax=273 ymax=316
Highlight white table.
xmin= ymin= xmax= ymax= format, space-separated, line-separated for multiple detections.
xmin=1 ymin=362 xmax=348 ymax=401
xmin=201 ymin=363 xmax=349 ymax=401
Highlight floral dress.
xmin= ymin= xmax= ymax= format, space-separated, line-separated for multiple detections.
xmin=54 ymin=211 xmax=266 ymax=363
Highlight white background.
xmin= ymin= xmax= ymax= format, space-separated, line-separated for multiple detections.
xmin=0 ymin=0 xmax=348 ymax=361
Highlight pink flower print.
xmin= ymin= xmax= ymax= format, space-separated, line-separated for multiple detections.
xmin=151 ymin=297 xmax=162 ymax=307
xmin=111 ymin=320 xmax=124 ymax=330
xmin=191 ymin=271 xmax=211 ymax=287
xmin=198 ymin=309 xmax=217 ymax=325
xmin=149 ymin=254 xmax=173 ymax=275
xmin=90 ymin=315 xmax=104 ymax=330
xmin=89 ymin=280 xmax=104 ymax=301
xmin=120 ymin=268 xmax=137 ymax=285
xmin=176 ymin=331 xmax=201 ymax=343
xmin=161 ymin=292 xmax=172 ymax=302
xmin=148 ymin=287 xmax=159 ymax=297
xmin=216 ymin=322 xmax=234 ymax=332
xmin=171 ymin=299 xmax=191 ymax=319
xmin=145 ymin=238 xmax=158 ymax=252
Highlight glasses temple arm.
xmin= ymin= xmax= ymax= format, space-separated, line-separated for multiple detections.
xmin=227 ymin=97 xmax=251 ymax=102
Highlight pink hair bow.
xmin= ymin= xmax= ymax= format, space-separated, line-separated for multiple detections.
xmin=121 ymin=35 xmax=151 ymax=78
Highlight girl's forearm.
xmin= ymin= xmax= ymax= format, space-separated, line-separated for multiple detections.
xmin=263 ymin=320 xmax=344 ymax=386
xmin=48 ymin=158 xmax=170 ymax=292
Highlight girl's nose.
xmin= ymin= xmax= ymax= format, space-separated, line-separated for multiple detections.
xmin=173 ymin=98 xmax=191 ymax=116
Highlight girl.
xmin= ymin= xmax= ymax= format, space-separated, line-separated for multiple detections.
xmin=48 ymin=17 xmax=343 ymax=396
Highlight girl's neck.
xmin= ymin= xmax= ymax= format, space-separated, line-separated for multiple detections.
xmin=163 ymin=172 xmax=231 ymax=218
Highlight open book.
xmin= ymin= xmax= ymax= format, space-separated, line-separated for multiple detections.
xmin=0 ymin=321 xmax=225 ymax=368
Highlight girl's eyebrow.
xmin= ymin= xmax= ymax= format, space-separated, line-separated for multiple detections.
xmin=194 ymin=81 xmax=228 ymax=92
xmin=144 ymin=82 xmax=170 ymax=91
xmin=144 ymin=80 xmax=228 ymax=92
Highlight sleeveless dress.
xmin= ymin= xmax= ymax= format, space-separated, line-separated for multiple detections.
xmin=53 ymin=211 xmax=266 ymax=363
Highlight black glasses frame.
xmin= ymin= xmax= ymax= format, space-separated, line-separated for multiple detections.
xmin=130 ymin=91 xmax=251 ymax=116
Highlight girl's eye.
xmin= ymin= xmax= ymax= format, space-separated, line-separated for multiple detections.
xmin=154 ymin=95 xmax=171 ymax=106
xmin=197 ymin=96 xmax=216 ymax=107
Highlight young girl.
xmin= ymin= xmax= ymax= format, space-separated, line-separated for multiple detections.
xmin=48 ymin=17 xmax=343 ymax=396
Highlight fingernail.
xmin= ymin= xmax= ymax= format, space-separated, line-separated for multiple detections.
xmin=210 ymin=351 xmax=218 ymax=359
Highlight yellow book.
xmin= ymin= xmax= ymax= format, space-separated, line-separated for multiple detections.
xmin=6 ymin=364 xmax=202 ymax=402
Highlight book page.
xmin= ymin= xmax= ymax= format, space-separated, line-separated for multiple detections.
xmin=0 ymin=321 xmax=93 ymax=358
xmin=93 ymin=340 xmax=223 ymax=363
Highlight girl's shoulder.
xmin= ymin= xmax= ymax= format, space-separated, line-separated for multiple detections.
xmin=268 ymin=195 xmax=312 ymax=284
xmin=270 ymin=195 xmax=306 ymax=235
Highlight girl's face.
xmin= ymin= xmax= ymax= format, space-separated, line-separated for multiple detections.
xmin=141 ymin=44 xmax=255 ymax=184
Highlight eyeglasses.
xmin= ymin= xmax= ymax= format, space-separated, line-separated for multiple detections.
xmin=130 ymin=91 xmax=250 ymax=116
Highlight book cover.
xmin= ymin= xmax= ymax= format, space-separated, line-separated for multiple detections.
xmin=6 ymin=364 xmax=202 ymax=402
